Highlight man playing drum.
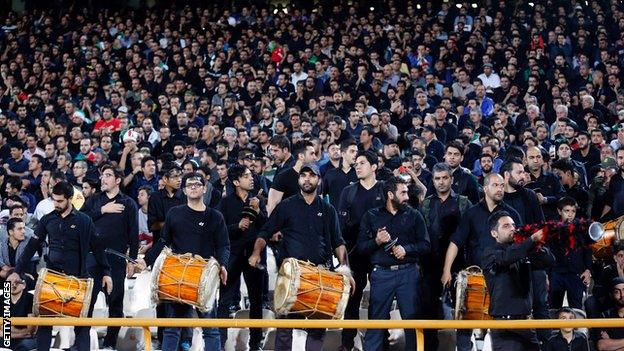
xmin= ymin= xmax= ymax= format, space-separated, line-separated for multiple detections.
xmin=248 ymin=163 xmax=354 ymax=351
xmin=7 ymin=181 xmax=112 ymax=351
xmin=137 ymin=172 xmax=230 ymax=351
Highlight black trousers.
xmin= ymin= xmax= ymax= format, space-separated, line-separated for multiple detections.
xmin=532 ymin=269 xmax=551 ymax=345
xmin=341 ymin=251 xmax=369 ymax=349
xmin=88 ymin=253 xmax=126 ymax=348
xmin=490 ymin=328 xmax=540 ymax=351
xmin=217 ymin=248 xmax=265 ymax=348
xmin=420 ymin=254 xmax=444 ymax=351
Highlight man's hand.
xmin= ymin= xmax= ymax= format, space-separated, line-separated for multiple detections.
xmin=249 ymin=197 xmax=260 ymax=213
xmin=102 ymin=276 xmax=113 ymax=294
xmin=375 ymin=227 xmax=391 ymax=245
xmin=348 ymin=275 xmax=356 ymax=296
xmin=0 ymin=265 xmax=12 ymax=279
xmin=271 ymin=231 xmax=283 ymax=242
xmin=580 ymin=269 xmax=592 ymax=286
xmin=219 ymin=266 xmax=227 ymax=285
xmin=441 ymin=270 xmax=452 ymax=287
xmin=536 ymin=193 xmax=547 ymax=205
xmin=101 ymin=201 xmax=125 ymax=214
xmin=126 ymin=262 xmax=136 ymax=278
xmin=134 ymin=258 xmax=147 ymax=272
xmin=248 ymin=254 xmax=261 ymax=268
xmin=392 ymin=245 xmax=406 ymax=260
xmin=531 ymin=229 xmax=545 ymax=243
xmin=238 ymin=217 xmax=250 ymax=231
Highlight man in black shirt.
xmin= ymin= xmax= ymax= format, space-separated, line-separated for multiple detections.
xmin=441 ymin=173 xmax=521 ymax=351
xmin=7 ymin=181 xmax=112 ymax=351
xmin=267 ymin=140 xmax=317 ymax=215
xmin=483 ymin=211 xmax=553 ymax=351
xmin=358 ymin=176 xmax=430 ymax=351
xmin=596 ymin=277 xmax=624 ymax=351
xmin=336 ymin=150 xmax=385 ymax=350
xmin=420 ymin=163 xmax=471 ymax=350
xmin=249 ymin=163 xmax=352 ymax=351
xmin=216 ymin=164 xmax=266 ymax=350
xmin=444 ymin=141 xmax=481 ymax=204
xmin=139 ymin=172 xmax=230 ymax=350
xmin=81 ymin=164 xmax=139 ymax=349
xmin=6 ymin=274 xmax=37 ymax=351
xmin=145 ymin=163 xmax=186 ymax=345
xmin=147 ymin=164 xmax=184 ymax=244
xmin=526 ymin=146 xmax=565 ymax=220
xmin=323 ymin=139 xmax=358 ymax=208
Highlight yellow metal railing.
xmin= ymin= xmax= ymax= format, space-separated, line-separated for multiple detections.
xmin=10 ymin=317 xmax=624 ymax=350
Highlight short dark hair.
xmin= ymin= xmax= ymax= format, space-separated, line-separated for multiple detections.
xmin=138 ymin=185 xmax=153 ymax=197
xmin=432 ymin=162 xmax=452 ymax=176
xmin=162 ymin=163 xmax=182 ymax=178
xmin=228 ymin=164 xmax=249 ymax=184
xmin=500 ymin=157 xmax=523 ymax=175
xmin=52 ymin=181 xmax=74 ymax=199
xmin=292 ymin=140 xmax=314 ymax=158
xmin=356 ymin=150 xmax=378 ymax=167
xmin=141 ymin=156 xmax=156 ymax=168
xmin=551 ymin=158 xmax=575 ymax=174
xmin=488 ymin=211 xmax=512 ymax=232
xmin=6 ymin=217 xmax=23 ymax=233
xmin=558 ymin=307 xmax=576 ymax=317
xmin=340 ymin=139 xmax=357 ymax=152
xmin=446 ymin=140 xmax=465 ymax=155
xmin=382 ymin=176 xmax=408 ymax=197
xmin=100 ymin=164 xmax=123 ymax=179
xmin=270 ymin=135 xmax=291 ymax=151
xmin=557 ymin=196 xmax=578 ymax=210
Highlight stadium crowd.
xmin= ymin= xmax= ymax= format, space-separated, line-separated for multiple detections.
xmin=1 ymin=0 xmax=624 ymax=350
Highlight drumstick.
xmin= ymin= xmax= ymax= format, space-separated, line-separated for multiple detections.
xmin=105 ymin=248 xmax=138 ymax=264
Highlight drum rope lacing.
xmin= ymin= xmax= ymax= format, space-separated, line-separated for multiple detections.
xmin=39 ymin=272 xmax=83 ymax=316
xmin=289 ymin=260 xmax=343 ymax=319
xmin=158 ymin=253 xmax=206 ymax=308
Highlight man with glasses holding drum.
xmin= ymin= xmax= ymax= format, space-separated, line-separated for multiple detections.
xmin=137 ymin=172 xmax=229 ymax=351
xmin=248 ymin=163 xmax=353 ymax=351
xmin=6 ymin=181 xmax=112 ymax=351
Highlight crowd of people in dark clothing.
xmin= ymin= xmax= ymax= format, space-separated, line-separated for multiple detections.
xmin=1 ymin=0 xmax=624 ymax=350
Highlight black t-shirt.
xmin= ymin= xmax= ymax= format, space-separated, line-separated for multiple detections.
xmin=11 ymin=291 xmax=33 ymax=317
xmin=271 ymin=167 xmax=300 ymax=200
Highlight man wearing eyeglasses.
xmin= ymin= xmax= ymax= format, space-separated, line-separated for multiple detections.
xmin=81 ymin=164 xmax=139 ymax=350
xmin=137 ymin=172 xmax=230 ymax=351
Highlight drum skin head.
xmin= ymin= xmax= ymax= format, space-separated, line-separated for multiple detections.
xmin=274 ymin=258 xmax=298 ymax=315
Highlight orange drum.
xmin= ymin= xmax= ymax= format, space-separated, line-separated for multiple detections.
xmin=150 ymin=248 xmax=220 ymax=312
xmin=455 ymin=266 xmax=491 ymax=320
xmin=589 ymin=217 xmax=624 ymax=259
xmin=274 ymin=258 xmax=351 ymax=319
xmin=33 ymin=268 xmax=93 ymax=318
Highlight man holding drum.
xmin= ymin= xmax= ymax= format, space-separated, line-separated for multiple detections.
xmin=7 ymin=181 xmax=112 ymax=351
xmin=137 ymin=172 xmax=229 ymax=351
xmin=248 ymin=162 xmax=353 ymax=351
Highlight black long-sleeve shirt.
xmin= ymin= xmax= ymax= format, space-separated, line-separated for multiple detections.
xmin=357 ymin=205 xmax=430 ymax=267
xmin=526 ymin=170 xmax=565 ymax=220
xmin=81 ymin=191 xmax=139 ymax=259
xmin=147 ymin=188 xmax=185 ymax=243
xmin=483 ymin=239 xmax=555 ymax=316
xmin=323 ymin=166 xmax=357 ymax=208
xmin=14 ymin=209 xmax=110 ymax=278
xmin=258 ymin=194 xmax=345 ymax=265
xmin=216 ymin=192 xmax=267 ymax=252
xmin=145 ymin=205 xmax=230 ymax=267
xmin=545 ymin=331 xmax=590 ymax=351
xmin=504 ymin=187 xmax=545 ymax=225
xmin=451 ymin=201 xmax=522 ymax=267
